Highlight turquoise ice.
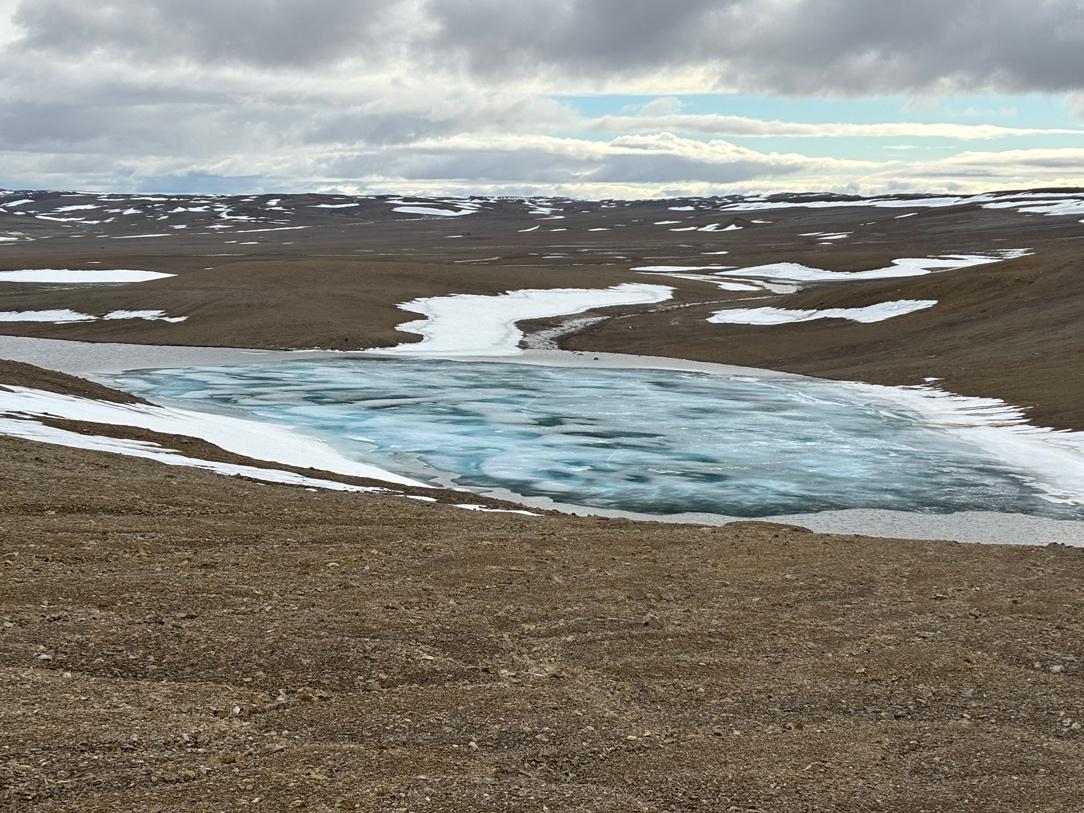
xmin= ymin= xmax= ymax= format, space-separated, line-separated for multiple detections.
xmin=116 ymin=359 xmax=1082 ymax=520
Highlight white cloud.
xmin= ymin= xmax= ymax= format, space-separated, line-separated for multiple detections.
xmin=584 ymin=115 xmax=1083 ymax=140
xmin=637 ymin=97 xmax=685 ymax=117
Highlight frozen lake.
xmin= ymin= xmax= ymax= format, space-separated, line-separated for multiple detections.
xmin=115 ymin=359 xmax=1083 ymax=521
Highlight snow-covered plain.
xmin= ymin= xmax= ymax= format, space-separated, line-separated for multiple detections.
xmin=719 ymin=191 xmax=1084 ymax=217
xmin=720 ymin=196 xmax=975 ymax=211
xmin=709 ymin=300 xmax=937 ymax=325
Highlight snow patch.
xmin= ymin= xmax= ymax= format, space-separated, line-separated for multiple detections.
xmin=54 ymin=204 xmax=100 ymax=213
xmin=709 ymin=300 xmax=938 ymax=326
xmin=719 ymin=250 xmax=1028 ymax=283
xmin=0 ymin=309 xmax=94 ymax=323
xmin=455 ymin=504 xmax=539 ymax=516
xmin=103 ymin=310 xmax=187 ymax=323
xmin=0 ymin=386 xmax=424 ymax=488
xmin=982 ymin=198 xmax=1084 ymax=217
xmin=0 ymin=269 xmax=173 ymax=284
xmin=0 ymin=416 xmax=385 ymax=494
xmin=394 ymin=206 xmax=475 ymax=217
xmin=375 ymin=283 xmax=673 ymax=357
xmin=633 ymin=265 xmax=733 ymax=273
xmin=0 ymin=309 xmax=186 ymax=324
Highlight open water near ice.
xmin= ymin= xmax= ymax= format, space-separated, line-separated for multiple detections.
xmin=114 ymin=358 xmax=1084 ymax=521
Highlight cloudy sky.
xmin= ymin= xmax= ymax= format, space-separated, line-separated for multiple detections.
xmin=2 ymin=0 xmax=1084 ymax=198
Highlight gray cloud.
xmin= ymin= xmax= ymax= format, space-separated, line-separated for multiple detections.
xmin=424 ymin=0 xmax=728 ymax=83
xmin=11 ymin=0 xmax=1084 ymax=94
xmin=13 ymin=0 xmax=404 ymax=68
xmin=2 ymin=0 xmax=1084 ymax=196
xmin=423 ymin=0 xmax=1084 ymax=95
xmin=314 ymin=133 xmax=869 ymax=188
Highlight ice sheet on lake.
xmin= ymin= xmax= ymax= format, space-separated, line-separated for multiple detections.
xmin=709 ymin=300 xmax=937 ymax=325
xmin=116 ymin=359 xmax=1084 ymax=522
xmin=376 ymin=283 xmax=673 ymax=357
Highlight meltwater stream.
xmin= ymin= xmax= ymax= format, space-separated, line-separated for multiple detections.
xmin=116 ymin=359 xmax=1081 ymax=520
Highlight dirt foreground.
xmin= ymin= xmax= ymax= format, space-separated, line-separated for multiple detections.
xmin=1 ymin=378 xmax=1082 ymax=811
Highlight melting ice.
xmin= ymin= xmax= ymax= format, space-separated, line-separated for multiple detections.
xmin=116 ymin=359 xmax=1083 ymax=520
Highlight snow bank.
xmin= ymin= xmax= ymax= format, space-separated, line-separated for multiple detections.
xmin=0 ymin=309 xmax=186 ymax=324
xmin=0 ymin=416 xmax=384 ymax=493
xmin=0 ymin=386 xmax=425 ymax=488
xmin=709 ymin=300 xmax=937 ymax=326
xmin=102 ymin=310 xmax=187 ymax=323
xmin=377 ymin=283 xmax=673 ymax=357
xmin=632 ymin=265 xmax=732 ymax=272
xmin=719 ymin=250 xmax=1028 ymax=283
xmin=982 ymin=198 xmax=1084 ymax=217
xmin=852 ymin=384 xmax=1084 ymax=506
xmin=394 ymin=206 xmax=475 ymax=217
xmin=0 ymin=269 xmax=173 ymax=284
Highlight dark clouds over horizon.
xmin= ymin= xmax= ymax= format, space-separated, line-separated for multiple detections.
xmin=2 ymin=0 xmax=1084 ymax=196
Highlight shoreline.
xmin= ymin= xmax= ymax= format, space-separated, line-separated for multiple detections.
xmin=2 ymin=333 xmax=1083 ymax=546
